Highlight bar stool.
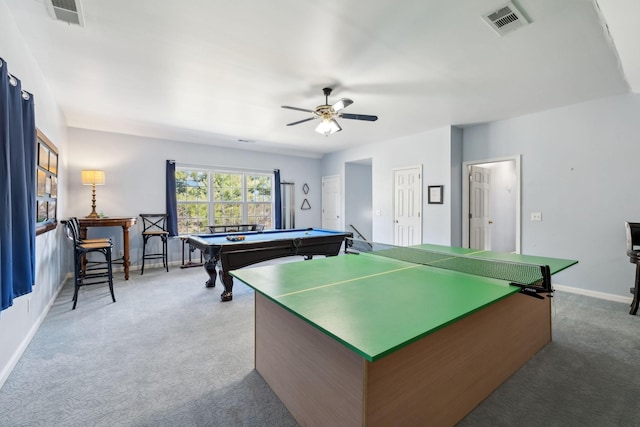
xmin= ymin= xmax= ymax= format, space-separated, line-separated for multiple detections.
xmin=69 ymin=217 xmax=111 ymax=270
xmin=64 ymin=219 xmax=115 ymax=309
xmin=140 ymin=213 xmax=169 ymax=275
xmin=625 ymin=222 xmax=640 ymax=315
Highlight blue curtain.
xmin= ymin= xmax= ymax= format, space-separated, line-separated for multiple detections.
xmin=1 ymin=58 xmax=36 ymax=311
xmin=166 ymin=160 xmax=178 ymax=236
xmin=274 ymin=169 xmax=282 ymax=229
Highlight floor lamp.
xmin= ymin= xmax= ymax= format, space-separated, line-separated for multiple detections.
xmin=81 ymin=170 xmax=105 ymax=218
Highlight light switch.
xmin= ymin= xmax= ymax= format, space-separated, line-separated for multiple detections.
xmin=531 ymin=212 xmax=542 ymax=221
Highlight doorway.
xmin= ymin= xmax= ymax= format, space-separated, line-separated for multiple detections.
xmin=462 ymin=156 xmax=521 ymax=253
xmin=322 ymin=175 xmax=341 ymax=230
xmin=345 ymin=159 xmax=373 ymax=241
xmin=393 ymin=165 xmax=422 ymax=246
xmin=280 ymin=181 xmax=295 ymax=229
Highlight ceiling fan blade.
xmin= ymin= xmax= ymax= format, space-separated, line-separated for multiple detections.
xmin=339 ymin=113 xmax=378 ymax=122
xmin=282 ymin=105 xmax=315 ymax=113
xmin=286 ymin=117 xmax=316 ymax=126
xmin=332 ymin=98 xmax=353 ymax=113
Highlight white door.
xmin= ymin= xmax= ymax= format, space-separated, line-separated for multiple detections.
xmin=322 ymin=175 xmax=341 ymax=230
xmin=469 ymin=165 xmax=491 ymax=250
xmin=393 ymin=166 xmax=422 ymax=246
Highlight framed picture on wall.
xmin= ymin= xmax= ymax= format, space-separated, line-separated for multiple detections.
xmin=428 ymin=185 xmax=444 ymax=204
xmin=37 ymin=200 xmax=48 ymax=223
xmin=36 ymin=129 xmax=59 ymax=235
xmin=38 ymin=143 xmax=49 ymax=170
xmin=37 ymin=169 xmax=46 ymax=197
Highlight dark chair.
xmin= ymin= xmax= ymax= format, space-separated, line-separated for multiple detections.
xmin=68 ymin=217 xmax=112 ymax=270
xmin=69 ymin=216 xmax=111 ymax=244
xmin=140 ymin=214 xmax=169 ymax=275
xmin=625 ymin=222 xmax=640 ymax=315
xmin=64 ymin=219 xmax=115 ymax=310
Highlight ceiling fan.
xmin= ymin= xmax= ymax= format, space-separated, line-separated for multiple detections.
xmin=282 ymin=87 xmax=378 ymax=136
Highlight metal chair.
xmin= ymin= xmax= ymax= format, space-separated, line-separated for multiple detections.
xmin=625 ymin=221 xmax=640 ymax=315
xmin=140 ymin=214 xmax=169 ymax=275
xmin=64 ymin=219 xmax=115 ymax=310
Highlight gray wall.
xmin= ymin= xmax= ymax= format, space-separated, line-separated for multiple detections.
xmin=450 ymin=127 xmax=463 ymax=246
xmin=321 ymin=126 xmax=461 ymax=245
xmin=463 ymin=93 xmax=640 ymax=298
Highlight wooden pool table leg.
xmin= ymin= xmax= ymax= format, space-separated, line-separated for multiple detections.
xmin=203 ymin=254 xmax=233 ymax=301
xmin=218 ymin=269 xmax=233 ymax=302
xmin=203 ymin=256 xmax=218 ymax=288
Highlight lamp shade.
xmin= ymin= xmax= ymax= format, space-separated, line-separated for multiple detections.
xmin=81 ymin=170 xmax=105 ymax=186
xmin=315 ymin=119 xmax=342 ymax=136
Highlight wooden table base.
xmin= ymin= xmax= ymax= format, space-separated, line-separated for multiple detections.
xmin=254 ymin=291 xmax=551 ymax=426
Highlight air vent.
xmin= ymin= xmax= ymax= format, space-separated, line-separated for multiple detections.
xmin=482 ymin=2 xmax=529 ymax=36
xmin=45 ymin=0 xmax=84 ymax=27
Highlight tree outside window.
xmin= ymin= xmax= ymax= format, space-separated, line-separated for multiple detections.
xmin=176 ymin=168 xmax=273 ymax=234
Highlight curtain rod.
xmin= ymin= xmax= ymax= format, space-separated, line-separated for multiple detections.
xmin=171 ymin=160 xmax=275 ymax=175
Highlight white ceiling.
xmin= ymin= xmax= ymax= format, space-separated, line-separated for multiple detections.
xmin=4 ymin=0 xmax=638 ymax=158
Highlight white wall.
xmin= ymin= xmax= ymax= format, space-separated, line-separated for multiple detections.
xmin=321 ymin=126 xmax=459 ymax=245
xmin=463 ymin=93 xmax=640 ymax=298
xmin=66 ymin=128 xmax=323 ymax=268
xmin=0 ymin=0 xmax=70 ymax=387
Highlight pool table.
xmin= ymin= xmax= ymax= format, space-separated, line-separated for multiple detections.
xmin=186 ymin=228 xmax=352 ymax=301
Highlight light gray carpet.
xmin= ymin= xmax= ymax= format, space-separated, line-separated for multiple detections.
xmin=458 ymin=292 xmax=640 ymax=427
xmin=0 ymin=265 xmax=298 ymax=427
xmin=1 ymin=263 xmax=639 ymax=426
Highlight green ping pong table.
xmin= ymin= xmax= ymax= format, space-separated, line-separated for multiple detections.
xmin=231 ymin=242 xmax=577 ymax=426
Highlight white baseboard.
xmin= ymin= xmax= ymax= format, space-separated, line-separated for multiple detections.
xmin=111 ymin=260 xmax=185 ymax=275
xmin=0 ymin=277 xmax=67 ymax=389
xmin=554 ymin=284 xmax=633 ymax=304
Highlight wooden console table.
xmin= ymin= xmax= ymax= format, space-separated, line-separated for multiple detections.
xmin=78 ymin=217 xmax=138 ymax=280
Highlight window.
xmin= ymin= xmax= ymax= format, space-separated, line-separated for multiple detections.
xmin=176 ymin=168 xmax=273 ymax=234
xmin=36 ymin=129 xmax=58 ymax=235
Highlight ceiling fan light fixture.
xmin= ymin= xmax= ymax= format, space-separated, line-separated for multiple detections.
xmin=282 ymin=87 xmax=376 ymax=135
xmin=315 ymin=118 xmax=341 ymax=136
